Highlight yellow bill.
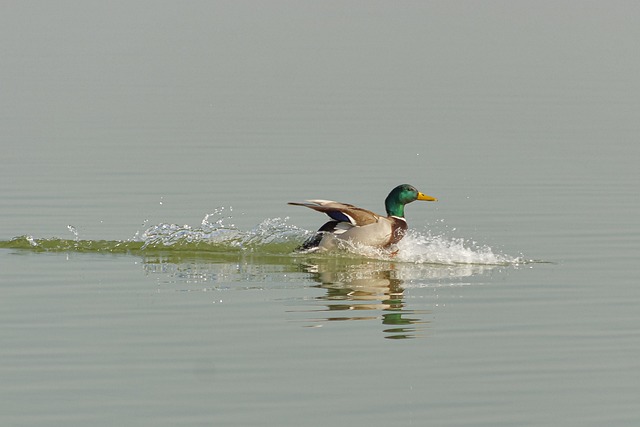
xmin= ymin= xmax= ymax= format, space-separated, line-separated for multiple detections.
xmin=417 ymin=192 xmax=437 ymax=202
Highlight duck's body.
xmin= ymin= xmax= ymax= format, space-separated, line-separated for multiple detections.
xmin=289 ymin=184 xmax=436 ymax=252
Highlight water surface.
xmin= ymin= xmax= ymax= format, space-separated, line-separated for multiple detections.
xmin=2 ymin=2 xmax=639 ymax=426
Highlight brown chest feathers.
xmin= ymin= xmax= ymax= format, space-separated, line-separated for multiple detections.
xmin=388 ymin=217 xmax=408 ymax=246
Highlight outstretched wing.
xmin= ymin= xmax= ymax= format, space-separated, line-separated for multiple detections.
xmin=288 ymin=199 xmax=380 ymax=226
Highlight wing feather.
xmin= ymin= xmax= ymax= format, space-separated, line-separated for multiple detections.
xmin=288 ymin=200 xmax=380 ymax=226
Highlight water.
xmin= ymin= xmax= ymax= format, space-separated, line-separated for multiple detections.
xmin=2 ymin=2 xmax=640 ymax=426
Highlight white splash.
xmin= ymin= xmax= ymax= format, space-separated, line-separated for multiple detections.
xmin=341 ymin=229 xmax=524 ymax=266
xmin=137 ymin=210 xmax=307 ymax=252
xmin=396 ymin=230 xmax=521 ymax=265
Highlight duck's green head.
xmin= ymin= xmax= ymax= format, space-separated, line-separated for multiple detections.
xmin=385 ymin=184 xmax=437 ymax=217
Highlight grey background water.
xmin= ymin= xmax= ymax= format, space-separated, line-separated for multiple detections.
xmin=1 ymin=2 xmax=639 ymax=426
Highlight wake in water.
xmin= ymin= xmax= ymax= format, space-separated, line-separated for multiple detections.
xmin=0 ymin=209 xmax=528 ymax=266
xmin=136 ymin=210 xmax=305 ymax=253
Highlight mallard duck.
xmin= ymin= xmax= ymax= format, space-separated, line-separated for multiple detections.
xmin=289 ymin=184 xmax=437 ymax=252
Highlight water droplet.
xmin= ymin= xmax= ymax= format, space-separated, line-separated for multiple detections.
xmin=67 ymin=225 xmax=79 ymax=241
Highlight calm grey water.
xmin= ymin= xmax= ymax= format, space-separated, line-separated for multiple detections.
xmin=2 ymin=2 xmax=639 ymax=426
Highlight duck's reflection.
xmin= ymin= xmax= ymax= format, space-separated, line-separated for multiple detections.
xmin=298 ymin=261 xmax=431 ymax=339
xmin=141 ymin=252 xmax=500 ymax=340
